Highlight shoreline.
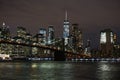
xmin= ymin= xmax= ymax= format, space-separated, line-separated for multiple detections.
xmin=0 ymin=58 xmax=120 ymax=62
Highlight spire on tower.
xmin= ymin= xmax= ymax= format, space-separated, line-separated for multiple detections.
xmin=2 ymin=22 xmax=6 ymax=29
xmin=65 ymin=10 xmax=68 ymax=21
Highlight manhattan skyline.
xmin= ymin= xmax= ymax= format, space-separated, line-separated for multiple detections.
xmin=0 ymin=0 xmax=120 ymax=48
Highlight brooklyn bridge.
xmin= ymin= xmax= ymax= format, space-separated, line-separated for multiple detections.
xmin=0 ymin=39 xmax=91 ymax=61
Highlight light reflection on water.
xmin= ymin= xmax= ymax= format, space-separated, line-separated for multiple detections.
xmin=0 ymin=61 xmax=120 ymax=80
xmin=97 ymin=61 xmax=120 ymax=80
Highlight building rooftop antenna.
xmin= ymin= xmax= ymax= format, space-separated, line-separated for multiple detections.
xmin=65 ymin=10 xmax=68 ymax=21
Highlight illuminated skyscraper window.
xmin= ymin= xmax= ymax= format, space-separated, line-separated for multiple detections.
xmin=100 ymin=32 xmax=106 ymax=43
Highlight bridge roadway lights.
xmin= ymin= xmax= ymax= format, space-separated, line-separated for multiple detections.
xmin=54 ymin=51 xmax=66 ymax=61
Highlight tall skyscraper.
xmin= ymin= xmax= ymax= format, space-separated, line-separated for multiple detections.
xmin=84 ymin=39 xmax=91 ymax=54
xmin=0 ymin=22 xmax=10 ymax=40
xmin=100 ymin=29 xmax=114 ymax=57
xmin=48 ymin=25 xmax=54 ymax=45
xmin=14 ymin=26 xmax=27 ymax=43
xmin=70 ymin=24 xmax=83 ymax=52
xmin=112 ymin=33 xmax=120 ymax=57
xmin=63 ymin=11 xmax=70 ymax=45
xmin=39 ymin=28 xmax=47 ymax=45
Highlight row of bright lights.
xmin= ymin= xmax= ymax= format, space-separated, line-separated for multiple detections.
xmin=70 ymin=58 xmax=120 ymax=61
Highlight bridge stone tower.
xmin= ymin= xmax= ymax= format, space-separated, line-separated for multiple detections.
xmin=54 ymin=38 xmax=66 ymax=61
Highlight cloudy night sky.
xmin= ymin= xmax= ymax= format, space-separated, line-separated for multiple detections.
xmin=0 ymin=0 xmax=120 ymax=48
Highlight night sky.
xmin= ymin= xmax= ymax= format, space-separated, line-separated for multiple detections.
xmin=0 ymin=0 xmax=120 ymax=48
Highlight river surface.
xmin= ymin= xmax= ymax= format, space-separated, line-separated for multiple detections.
xmin=0 ymin=61 xmax=120 ymax=80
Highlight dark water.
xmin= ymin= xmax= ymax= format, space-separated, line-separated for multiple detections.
xmin=0 ymin=61 xmax=120 ymax=80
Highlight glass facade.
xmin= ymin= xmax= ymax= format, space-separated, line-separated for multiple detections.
xmin=63 ymin=12 xmax=70 ymax=45
xmin=100 ymin=32 xmax=106 ymax=43
xmin=48 ymin=26 xmax=54 ymax=45
xmin=100 ymin=31 xmax=114 ymax=44
xmin=39 ymin=28 xmax=47 ymax=45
